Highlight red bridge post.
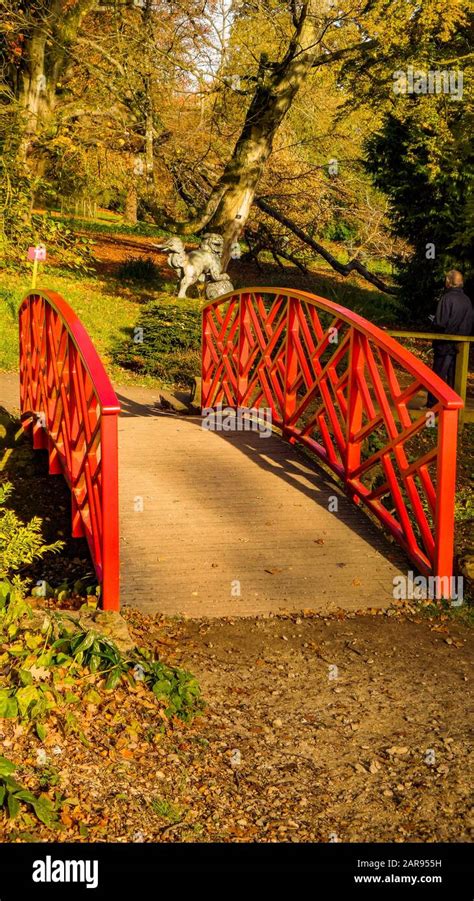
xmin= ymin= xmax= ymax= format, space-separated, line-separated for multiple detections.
xmin=101 ymin=412 xmax=120 ymax=611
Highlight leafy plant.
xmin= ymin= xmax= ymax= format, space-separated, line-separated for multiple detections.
xmin=0 ymin=756 xmax=57 ymax=827
xmin=0 ymin=485 xmax=203 ymax=731
xmin=53 ymin=623 xmax=125 ymax=676
xmin=130 ymin=651 xmax=202 ymax=722
xmin=455 ymin=488 xmax=474 ymax=524
xmin=51 ymin=623 xmax=203 ymax=720
xmin=150 ymin=796 xmax=183 ymax=823
xmin=0 ymin=592 xmax=204 ymax=729
xmin=0 ymin=482 xmax=63 ymax=589
xmin=118 ymin=256 xmax=160 ymax=282
xmin=37 ymin=763 xmax=60 ymax=791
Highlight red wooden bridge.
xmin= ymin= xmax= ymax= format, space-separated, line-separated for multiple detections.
xmin=16 ymin=288 xmax=463 ymax=615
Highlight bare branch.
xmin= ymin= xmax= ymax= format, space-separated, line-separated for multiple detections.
xmin=256 ymin=197 xmax=397 ymax=295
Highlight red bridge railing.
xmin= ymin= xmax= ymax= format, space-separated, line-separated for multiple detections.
xmin=202 ymin=289 xmax=463 ymax=584
xmin=19 ymin=291 xmax=120 ymax=610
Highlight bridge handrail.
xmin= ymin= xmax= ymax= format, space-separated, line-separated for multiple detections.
xmin=386 ymin=330 xmax=473 ymax=428
xmin=19 ymin=290 xmax=120 ymax=610
xmin=386 ymin=331 xmax=474 ymax=342
xmin=203 ymin=289 xmax=463 ymax=408
xmin=202 ymin=288 xmax=462 ymax=586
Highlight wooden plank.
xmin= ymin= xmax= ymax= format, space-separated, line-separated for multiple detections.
xmin=117 ymin=386 xmax=408 ymax=617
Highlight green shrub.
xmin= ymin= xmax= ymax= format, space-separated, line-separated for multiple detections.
xmin=322 ymin=220 xmax=358 ymax=242
xmin=114 ymin=302 xmax=201 ymax=385
xmin=129 ymin=348 xmax=201 ymax=386
xmin=118 ymin=256 xmax=160 ymax=282
xmin=0 ymin=482 xmax=63 ymax=593
xmin=136 ymin=302 xmax=201 ymax=352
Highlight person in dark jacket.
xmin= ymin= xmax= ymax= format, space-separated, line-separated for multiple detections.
xmin=427 ymin=270 xmax=473 ymax=407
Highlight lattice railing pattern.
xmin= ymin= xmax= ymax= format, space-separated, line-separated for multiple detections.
xmin=19 ymin=291 xmax=120 ymax=610
xmin=202 ymin=289 xmax=462 ymax=581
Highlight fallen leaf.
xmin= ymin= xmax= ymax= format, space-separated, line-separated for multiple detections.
xmin=30 ymin=665 xmax=51 ymax=682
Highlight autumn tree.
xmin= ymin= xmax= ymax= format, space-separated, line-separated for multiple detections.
xmin=149 ymin=0 xmax=470 ymax=285
xmin=1 ymin=0 xmax=470 ymax=302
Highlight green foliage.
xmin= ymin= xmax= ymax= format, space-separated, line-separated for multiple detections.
xmin=31 ymin=578 xmax=99 ymax=601
xmin=37 ymin=764 xmax=60 ymax=791
xmin=0 ymin=482 xmax=197 ymax=739
xmin=138 ymin=302 xmax=201 ymax=353
xmin=150 ymin=796 xmax=183 ymax=823
xmin=365 ymin=96 xmax=473 ymax=320
xmin=51 ymin=623 xmax=203 ymax=721
xmin=0 ymin=591 xmax=204 ymax=730
xmin=134 ymin=651 xmax=202 ymax=722
xmin=136 ymin=348 xmax=201 ymax=387
xmin=322 ymin=220 xmax=358 ymax=243
xmin=114 ymin=301 xmax=202 ymax=386
xmin=455 ymin=487 xmax=474 ymax=524
xmin=53 ymin=623 xmax=126 ymax=677
xmin=0 ymin=166 xmax=94 ymax=272
xmin=0 ymin=482 xmax=63 ymax=588
xmin=30 ymin=213 xmax=95 ymax=273
xmin=0 ymin=133 xmax=32 ymax=259
xmin=0 ymin=756 xmax=57 ymax=827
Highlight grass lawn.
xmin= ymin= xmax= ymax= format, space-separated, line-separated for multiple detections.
xmin=0 ymin=269 xmax=137 ymax=378
xmin=51 ymin=211 xmax=191 ymax=240
xmin=0 ymin=267 xmax=190 ymax=386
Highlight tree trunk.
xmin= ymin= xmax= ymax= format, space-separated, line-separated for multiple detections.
xmin=206 ymin=2 xmax=324 ymax=265
xmin=124 ymin=183 xmax=138 ymax=225
xmin=12 ymin=1 xmax=99 ymax=163
xmin=16 ymin=30 xmax=58 ymax=163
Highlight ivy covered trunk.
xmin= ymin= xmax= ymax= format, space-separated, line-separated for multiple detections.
xmin=1 ymin=0 xmax=100 ymax=246
xmin=16 ymin=29 xmax=59 ymax=162
xmin=8 ymin=1 xmax=99 ymax=164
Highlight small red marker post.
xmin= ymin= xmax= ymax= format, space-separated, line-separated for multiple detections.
xmin=27 ymin=244 xmax=47 ymax=289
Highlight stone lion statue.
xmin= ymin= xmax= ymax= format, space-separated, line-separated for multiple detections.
xmin=153 ymin=232 xmax=234 ymax=299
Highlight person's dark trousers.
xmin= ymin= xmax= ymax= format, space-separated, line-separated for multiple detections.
xmin=426 ymin=350 xmax=456 ymax=407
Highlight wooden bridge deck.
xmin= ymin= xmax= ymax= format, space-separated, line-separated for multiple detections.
xmin=116 ymin=386 xmax=407 ymax=617
xmin=0 ymin=374 xmax=409 ymax=616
